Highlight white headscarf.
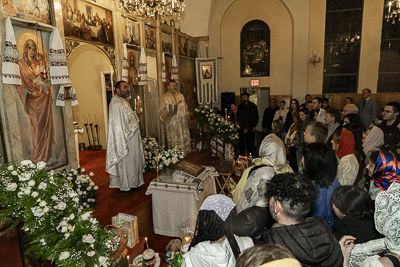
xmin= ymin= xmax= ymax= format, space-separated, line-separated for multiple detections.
xmin=362 ymin=126 xmax=384 ymax=156
xmin=258 ymin=134 xmax=291 ymax=173
xmin=236 ymin=134 xmax=292 ymax=212
xmin=375 ymin=182 xmax=400 ymax=254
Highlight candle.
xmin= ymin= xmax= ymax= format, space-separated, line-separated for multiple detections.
xmin=225 ymin=108 xmax=228 ymax=121
xmin=183 ymin=235 xmax=192 ymax=243
xmin=127 ymin=255 xmax=130 ymax=263
xmin=228 ymin=115 xmax=230 ymax=121
xmin=145 ymin=237 xmax=148 ymax=249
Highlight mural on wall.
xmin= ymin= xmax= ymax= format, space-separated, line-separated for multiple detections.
xmin=13 ymin=25 xmax=68 ymax=169
xmin=240 ymin=20 xmax=270 ymax=77
xmin=179 ymin=36 xmax=188 ymax=57
xmin=179 ymin=58 xmax=198 ymax=119
xmin=145 ymin=25 xmax=156 ymax=49
xmin=161 ymin=32 xmax=172 ymax=53
xmin=188 ymin=40 xmax=197 ymax=58
xmin=144 ymin=79 xmax=159 ymax=139
xmin=2 ymin=0 xmax=51 ymax=24
xmin=122 ymin=17 xmax=140 ymax=45
xmin=61 ymin=0 xmax=114 ymax=45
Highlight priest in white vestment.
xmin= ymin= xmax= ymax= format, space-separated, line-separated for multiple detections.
xmin=158 ymin=79 xmax=191 ymax=157
xmin=106 ymin=81 xmax=145 ymax=191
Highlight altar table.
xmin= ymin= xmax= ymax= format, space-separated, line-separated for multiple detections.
xmin=145 ymin=167 xmax=218 ymax=237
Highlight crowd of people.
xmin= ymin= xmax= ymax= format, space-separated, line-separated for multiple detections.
xmin=181 ymin=91 xmax=400 ymax=266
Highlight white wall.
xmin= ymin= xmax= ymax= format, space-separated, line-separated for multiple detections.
xmin=220 ymin=0 xmax=294 ymax=96
xmin=68 ymin=44 xmax=112 ymax=148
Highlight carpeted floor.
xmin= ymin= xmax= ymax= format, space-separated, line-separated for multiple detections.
xmin=0 ymin=149 xmax=217 ymax=267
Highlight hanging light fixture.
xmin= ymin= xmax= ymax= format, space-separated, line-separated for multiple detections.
xmin=119 ymin=0 xmax=186 ymax=19
xmin=386 ymin=0 xmax=400 ymax=24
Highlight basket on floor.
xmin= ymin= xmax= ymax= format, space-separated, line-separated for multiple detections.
xmin=105 ymin=225 xmax=129 ymax=262
xmin=111 ymin=213 xmax=139 ymax=248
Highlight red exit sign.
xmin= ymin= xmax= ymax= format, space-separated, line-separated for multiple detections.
xmin=250 ymin=79 xmax=260 ymax=86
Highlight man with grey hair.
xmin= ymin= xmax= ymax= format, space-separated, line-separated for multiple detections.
xmin=342 ymin=103 xmax=358 ymax=118
xmin=358 ymin=88 xmax=377 ymax=127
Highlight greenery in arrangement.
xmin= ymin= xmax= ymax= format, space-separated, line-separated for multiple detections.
xmin=194 ymin=106 xmax=239 ymax=144
xmin=142 ymin=137 xmax=185 ymax=172
xmin=0 ymin=160 xmax=116 ymax=267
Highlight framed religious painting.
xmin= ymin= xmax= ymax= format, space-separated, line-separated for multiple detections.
xmin=161 ymin=31 xmax=172 ymax=53
xmin=145 ymin=25 xmax=156 ymax=50
xmin=202 ymin=65 xmax=212 ymax=79
xmin=179 ymin=57 xmax=198 ymax=120
xmin=179 ymin=36 xmax=188 ymax=57
xmin=61 ymin=0 xmax=114 ymax=46
xmin=122 ymin=17 xmax=140 ymax=45
xmin=188 ymin=40 xmax=197 ymax=58
xmin=3 ymin=0 xmax=51 ymax=24
xmin=164 ymin=53 xmax=172 ymax=89
xmin=12 ymin=24 xmax=69 ymax=169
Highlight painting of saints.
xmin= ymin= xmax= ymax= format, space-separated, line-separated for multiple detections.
xmin=13 ymin=26 xmax=68 ymax=168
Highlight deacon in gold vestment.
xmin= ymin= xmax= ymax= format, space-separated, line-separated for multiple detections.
xmin=158 ymin=80 xmax=191 ymax=156
xmin=106 ymin=81 xmax=145 ymax=191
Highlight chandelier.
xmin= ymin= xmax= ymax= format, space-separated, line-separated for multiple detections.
xmin=119 ymin=0 xmax=186 ymax=19
xmin=386 ymin=0 xmax=400 ymax=24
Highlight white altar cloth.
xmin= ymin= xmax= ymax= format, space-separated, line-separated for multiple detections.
xmin=145 ymin=167 xmax=218 ymax=237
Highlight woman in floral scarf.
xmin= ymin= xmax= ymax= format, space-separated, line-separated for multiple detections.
xmin=366 ymin=150 xmax=400 ymax=200
xmin=233 ymin=134 xmax=293 ymax=213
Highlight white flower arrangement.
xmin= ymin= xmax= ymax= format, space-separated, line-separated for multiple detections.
xmin=0 ymin=161 xmax=115 ymax=266
xmin=142 ymin=137 xmax=185 ymax=171
xmin=194 ymin=106 xmax=239 ymax=144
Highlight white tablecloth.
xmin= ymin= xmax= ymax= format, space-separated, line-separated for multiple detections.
xmin=145 ymin=167 xmax=218 ymax=237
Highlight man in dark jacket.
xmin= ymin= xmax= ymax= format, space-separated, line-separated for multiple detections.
xmin=262 ymin=98 xmax=279 ymax=136
xmin=238 ymin=92 xmax=259 ymax=156
xmin=378 ymin=102 xmax=400 ymax=158
xmin=263 ymin=173 xmax=343 ymax=267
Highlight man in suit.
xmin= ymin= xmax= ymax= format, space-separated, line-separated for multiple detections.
xmin=358 ymin=88 xmax=377 ymax=127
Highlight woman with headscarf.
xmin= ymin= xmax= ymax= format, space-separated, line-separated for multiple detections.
xmin=182 ymin=194 xmax=253 ymax=267
xmin=355 ymin=126 xmax=385 ymax=188
xmin=340 ymin=183 xmax=400 ymax=267
xmin=366 ymin=150 xmax=400 ymax=200
xmin=331 ymin=129 xmax=359 ymax=185
xmin=233 ymin=134 xmax=293 ymax=213
xmin=362 ymin=126 xmax=384 ymax=164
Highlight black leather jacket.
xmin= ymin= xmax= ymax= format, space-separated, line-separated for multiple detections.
xmin=232 ymin=206 xmax=273 ymax=244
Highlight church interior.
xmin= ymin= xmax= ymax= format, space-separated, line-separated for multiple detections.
xmin=1 ymin=0 xmax=400 ymax=266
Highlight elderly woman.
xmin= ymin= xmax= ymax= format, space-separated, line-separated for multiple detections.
xmin=182 ymin=194 xmax=253 ymax=267
xmin=341 ymin=183 xmax=400 ymax=267
xmin=233 ymin=133 xmax=293 ymax=213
